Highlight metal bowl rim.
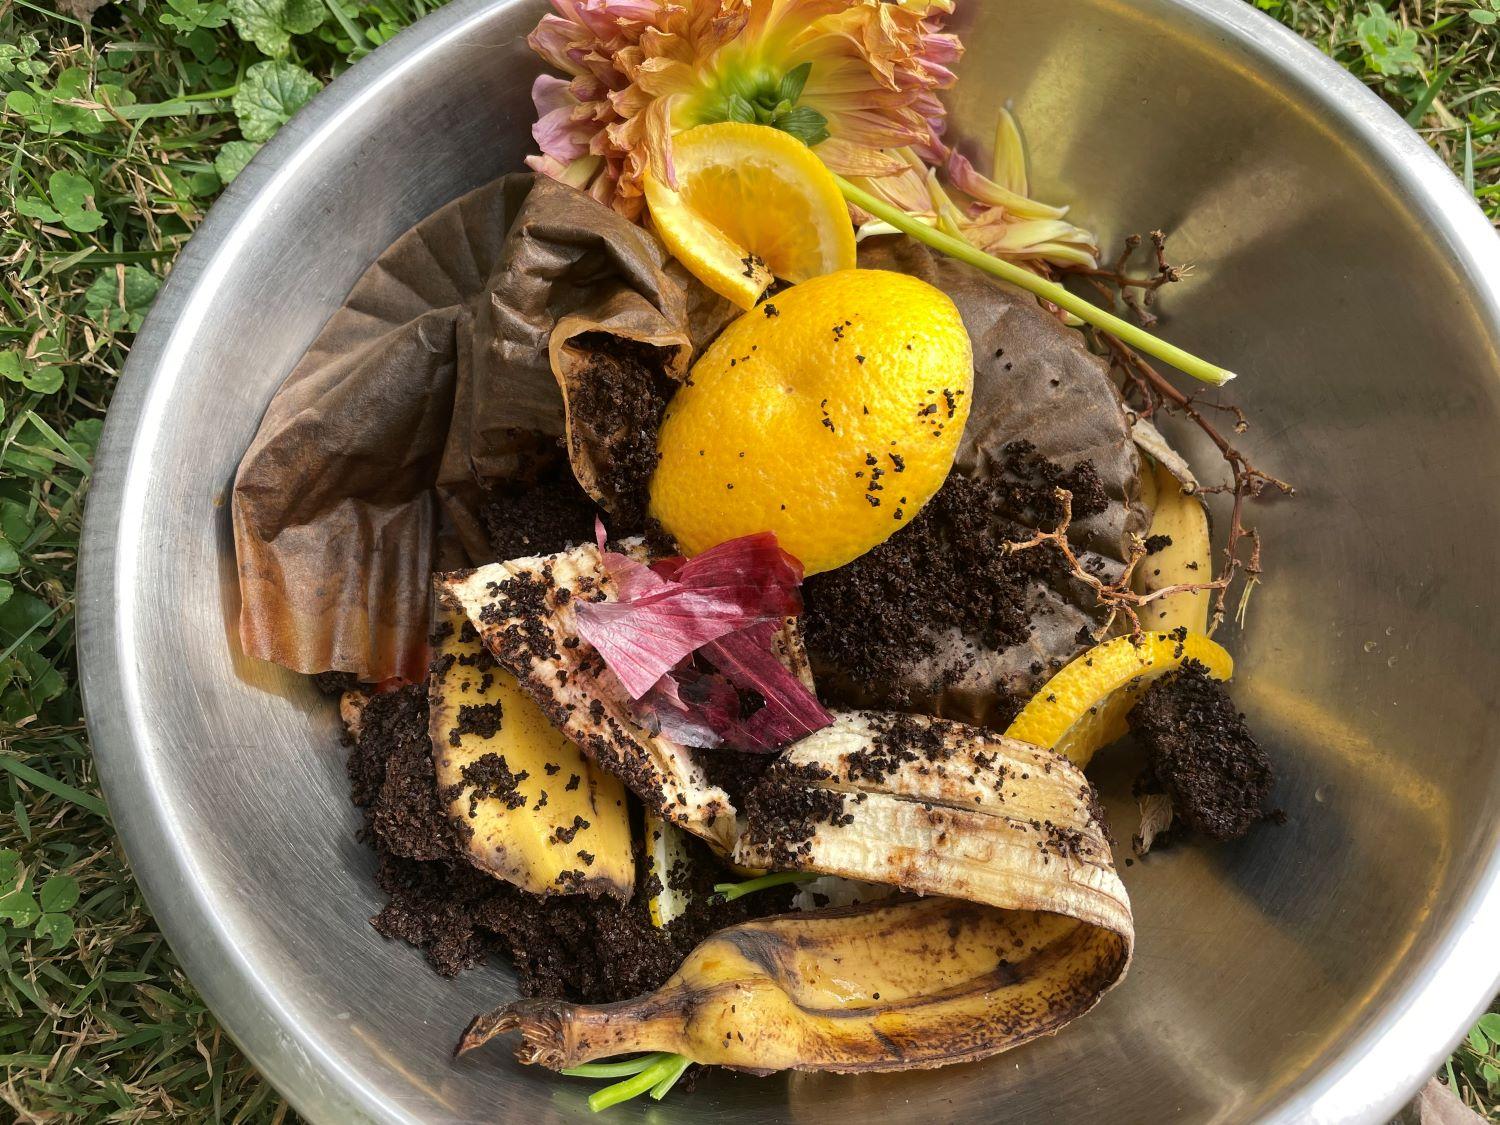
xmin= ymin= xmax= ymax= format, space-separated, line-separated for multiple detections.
xmin=76 ymin=0 xmax=1500 ymax=1121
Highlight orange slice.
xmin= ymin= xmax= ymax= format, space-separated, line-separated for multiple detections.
xmin=643 ymin=122 xmax=856 ymax=308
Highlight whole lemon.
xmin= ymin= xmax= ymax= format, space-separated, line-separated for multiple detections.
xmin=650 ymin=269 xmax=973 ymax=575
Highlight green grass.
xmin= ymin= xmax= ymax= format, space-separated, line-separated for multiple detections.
xmin=0 ymin=0 xmax=1496 ymax=1120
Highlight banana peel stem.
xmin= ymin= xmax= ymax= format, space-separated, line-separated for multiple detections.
xmin=834 ymin=176 xmax=1236 ymax=387
xmin=460 ymin=997 xmax=688 ymax=1069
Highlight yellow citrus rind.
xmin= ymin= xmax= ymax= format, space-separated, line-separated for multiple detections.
xmin=1004 ymin=632 xmax=1234 ymax=768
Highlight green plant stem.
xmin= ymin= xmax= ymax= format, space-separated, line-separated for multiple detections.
xmin=649 ymin=1053 xmax=693 ymax=1099
xmin=834 ymin=176 xmax=1237 ymax=387
xmin=562 ymin=1053 xmax=670 ymax=1079
xmin=713 ymin=870 xmax=815 ymax=902
xmin=587 ymin=1054 xmax=686 ymax=1112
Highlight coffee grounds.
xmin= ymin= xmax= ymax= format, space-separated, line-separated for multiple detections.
xmin=348 ymin=684 xmax=793 ymax=999
xmin=802 ymin=442 xmax=1097 ymax=708
xmin=843 ymin=712 xmax=956 ymax=784
xmin=350 ymin=684 xmax=455 ymax=862
xmin=451 ymin=701 xmax=504 ymax=744
xmin=566 ymin=333 xmax=676 ymax=532
xmin=457 ymin=753 xmax=528 ymax=815
xmin=312 ymin=670 xmax=359 ymax=696
xmin=1127 ymin=660 xmax=1276 ymax=842
xmin=693 ymin=746 xmax=780 ymax=810
xmin=480 ymin=435 xmax=600 ymax=562
xmin=740 ymin=762 xmax=854 ymax=867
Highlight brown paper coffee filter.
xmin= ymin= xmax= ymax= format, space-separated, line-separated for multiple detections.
xmin=233 ymin=175 xmax=705 ymax=682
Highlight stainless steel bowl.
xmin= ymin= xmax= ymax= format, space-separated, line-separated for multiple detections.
xmin=77 ymin=0 xmax=1500 ymax=1121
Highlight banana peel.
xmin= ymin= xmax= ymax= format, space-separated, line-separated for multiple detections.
xmin=437 ymin=547 xmax=738 ymax=852
xmin=461 ymin=895 xmax=1131 ymax=1073
xmin=1136 ymin=459 xmax=1212 ymax=635
xmin=734 ymin=711 xmax=1131 ymax=936
xmin=1131 ymin=419 xmax=1212 ymax=635
xmin=644 ymin=811 xmax=692 ymax=928
xmin=461 ymin=710 xmax=1133 ymax=1076
xmin=429 ymin=598 xmax=634 ymax=899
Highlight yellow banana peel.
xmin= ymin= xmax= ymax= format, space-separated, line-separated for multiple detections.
xmin=460 ymin=895 xmax=1130 ymax=1073
xmin=460 ymin=710 xmax=1133 ymax=1076
xmin=429 ymin=598 xmax=634 ymax=899
xmin=1135 ymin=458 xmax=1212 ymax=636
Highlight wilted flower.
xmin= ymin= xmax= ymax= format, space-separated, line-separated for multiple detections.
xmin=526 ymin=0 xmax=1097 ymax=270
xmin=848 ymin=112 xmax=1099 ymax=272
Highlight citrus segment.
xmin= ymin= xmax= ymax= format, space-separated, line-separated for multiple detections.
xmin=643 ymin=122 xmax=857 ymax=308
xmin=649 ymin=268 xmax=973 ymax=575
xmin=1004 ymin=632 xmax=1233 ymax=768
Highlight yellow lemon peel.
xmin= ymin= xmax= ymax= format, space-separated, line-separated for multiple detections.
xmin=643 ymin=122 xmax=856 ymax=308
xmin=1005 ymin=631 xmax=1233 ymax=767
xmin=649 ymin=268 xmax=972 ymax=575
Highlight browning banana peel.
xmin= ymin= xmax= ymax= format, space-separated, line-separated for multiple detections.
xmin=460 ymin=897 xmax=1131 ymax=1072
xmin=735 ymin=712 xmax=1133 ymax=937
xmin=461 ymin=711 xmax=1134 ymax=1076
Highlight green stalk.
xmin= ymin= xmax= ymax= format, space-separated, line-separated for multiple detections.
xmin=648 ymin=1054 xmax=694 ymax=1099
xmin=834 ymin=175 xmax=1237 ymax=387
xmin=587 ymin=1054 xmax=686 ymax=1112
xmin=562 ymin=1053 xmax=670 ymax=1079
xmin=712 ymin=870 xmax=815 ymax=902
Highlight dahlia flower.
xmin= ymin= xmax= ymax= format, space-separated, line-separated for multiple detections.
xmin=848 ymin=114 xmax=1100 ymax=272
xmin=525 ymin=0 xmax=1097 ymax=270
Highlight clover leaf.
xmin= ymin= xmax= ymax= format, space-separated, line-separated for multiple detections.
xmin=65 ymin=417 xmax=104 ymax=462
xmin=161 ymin=0 xmax=230 ymax=32
xmin=33 ymin=918 xmax=73 ymax=954
xmin=33 ymin=912 xmax=75 ymax=950
xmin=0 ymin=889 xmax=41 ymax=928
xmin=233 ymin=59 xmax=322 ymax=142
xmin=39 ymin=875 xmax=79 ymax=914
xmin=229 ymin=0 xmax=325 ymax=58
xmin=0 ymin=351 xmax=64 ymax=395
xmin=46 ymin=170 xmax=107 ymax=233
xmin=214 ymin=139 xmax=262 ymax=185
xmin=83 ymin=267 xmax=161 ymax=333
xmin=1356 ymin=3 xmax=1420 ymax=77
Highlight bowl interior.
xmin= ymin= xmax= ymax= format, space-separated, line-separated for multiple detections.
xmin=80 ymin=0 xmax=1500 ymax=1121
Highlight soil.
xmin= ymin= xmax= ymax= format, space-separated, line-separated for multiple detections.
xmin=565 ymin=333 xmax=677 ymax=532
xmin=802 ymin=441 xmax=1104 ymax=710
xmin=346 ymin=682 xmax=793 ymax=1000
xmin=1126 ymin=660 xmax=1276 ymax=841
xmin=480 ymin=437 xmax=599 ymax=561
